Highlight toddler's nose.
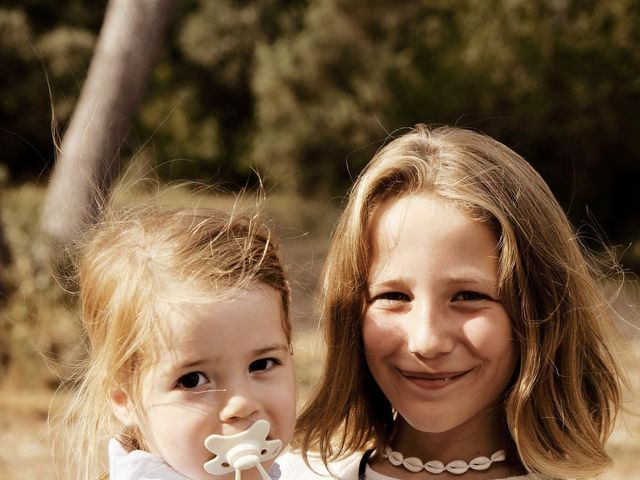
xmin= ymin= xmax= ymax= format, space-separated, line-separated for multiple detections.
xmin=218 ymin=393 xmax=261 ymax=424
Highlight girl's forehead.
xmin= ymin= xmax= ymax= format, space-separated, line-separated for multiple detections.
xmin=368 ymin=194 xmax=461 ymax=243
xmin=366 ymin=194 xmax=500 ymax=280
xmin=368 ymin=193 xmax=495 ymax=244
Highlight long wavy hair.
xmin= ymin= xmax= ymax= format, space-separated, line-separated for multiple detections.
xmin=294 ymin=124 xmax=624 ymax=478
xmin=52 ymin=205 xmax=291 ymax=480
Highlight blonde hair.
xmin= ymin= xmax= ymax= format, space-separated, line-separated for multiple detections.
xmin=294 ymin=125 xmax=623 ymax=478
xmin=53 ymin=205 xmax=291 ymax=480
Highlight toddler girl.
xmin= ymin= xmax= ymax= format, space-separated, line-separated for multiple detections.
xmin=54 ymin=206 xmax=296 ymax=480
xmin=284 ymin=125 xmax=624 ymax=479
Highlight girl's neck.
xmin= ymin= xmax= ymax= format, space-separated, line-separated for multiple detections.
xmin=369 ymin=408 xmax=526 ymax=480
xmin=391 ymin=408 xmax=508 ymax=461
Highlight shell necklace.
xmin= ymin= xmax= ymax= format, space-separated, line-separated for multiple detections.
xmin=382 ymin=446 xmax=507 ymax=475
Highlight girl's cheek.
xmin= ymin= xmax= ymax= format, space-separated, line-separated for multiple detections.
xmin=461 ymin=313 xmax=513 ymax=350
xmin=364 ymin=307 xmax=401 ymax=331
xmin=362 ymin=311 xmax=404 ymax=350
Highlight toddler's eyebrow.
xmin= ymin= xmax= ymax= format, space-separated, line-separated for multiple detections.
xmin=170 ymin=344 xmax=291 ymax=372
xmin=252 ymin=344 xmax=290 ymax=356
xmin=175 ymin=358 xmax=207 ymax=370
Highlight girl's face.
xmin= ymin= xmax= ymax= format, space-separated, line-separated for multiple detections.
xmin=363 ymin=194 xmax=518 ymax=441
xmin=112 ymin=286 xmax=296 ymax=480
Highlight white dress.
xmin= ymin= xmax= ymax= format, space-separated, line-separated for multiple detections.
xmin=277 ymin=450 xmax=537 ymax=480
xmin=108 ymin=438 xmax=284 ymax=479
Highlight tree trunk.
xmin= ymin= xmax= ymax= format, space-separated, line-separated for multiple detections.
xmin=0 ymin=219 xmax=10 ymax=268
xmin=0 ymin=214 xmax=11 ymax=304
xmin=41 ymin=0 xmax=174 ymax=246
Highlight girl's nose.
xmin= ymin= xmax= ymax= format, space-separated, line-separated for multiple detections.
xmin=406 ymin=301 xmax=454 ymax=359
xmin=218 ymin=391 xmax=261 ymax=424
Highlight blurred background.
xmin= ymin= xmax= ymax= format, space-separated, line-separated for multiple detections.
xmin=0 ymin=0 xmax=639 ymax=477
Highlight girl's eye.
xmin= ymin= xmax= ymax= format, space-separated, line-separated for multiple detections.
xmin=453 ymin=291 xmax=490 ymax=302
xmin=249 ymin=358 xmax=280 ymax=373
xmin=176 ymin=372 xmax=208 ymax=389
xmin=372 ymin=291 xmax=410 ymax=303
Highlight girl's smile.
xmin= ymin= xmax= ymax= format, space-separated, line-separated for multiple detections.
xmin=399 ymin=367 xmax=474 ymax=391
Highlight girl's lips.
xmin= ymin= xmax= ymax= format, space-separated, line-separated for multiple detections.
xmin=399 ymin=368 xmax=473 ymax=390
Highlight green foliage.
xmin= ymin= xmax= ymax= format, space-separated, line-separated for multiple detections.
xmin=0 ymin=8 xmax=51 ymax=177
xmin=252 ymin=0 xmax=396 ymax=193
xmin=251 ymin=0 xmax=640 ymax=253
xmin=8 ymin=0 xmax=107 ymax=33
xmin=1 ymin=0 xmax=639 ymax=257
xmin=0 ymin=5 xmax=98 ymax=179
xmin=135 ymin=0 xmax=306 ymax=184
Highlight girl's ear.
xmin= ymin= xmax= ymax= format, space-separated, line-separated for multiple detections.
xmin=110 ymin=388 xmax=135 ymax=426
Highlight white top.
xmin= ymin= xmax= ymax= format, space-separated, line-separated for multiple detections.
xmin=108 ymin=439 xmax=189 ymax=480
xmin=108 ymin=438 xmax=283 ymax=479
xmin=277 ymin=450 xmax=537 ymax=480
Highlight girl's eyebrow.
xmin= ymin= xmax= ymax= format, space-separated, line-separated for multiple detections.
xmin=367 ymin=272 xmax=496 ymax=288
xmin=367 ymin=277 xmax=415 ymax=289
xmin=446 ymin=273 xmax=496 ymax=285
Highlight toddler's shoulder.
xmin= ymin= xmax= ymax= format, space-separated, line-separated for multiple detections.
xmin=108 ymin=438 xmax=189 ymax=480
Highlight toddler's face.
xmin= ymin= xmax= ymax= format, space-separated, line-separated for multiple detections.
xmin=116 ymin=286 xmax=296 ymax=480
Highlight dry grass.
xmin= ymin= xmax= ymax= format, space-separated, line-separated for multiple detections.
xmin=0 ymin=389 xmax=55 ymax=479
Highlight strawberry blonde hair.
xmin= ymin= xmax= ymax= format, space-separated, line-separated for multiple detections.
xmin=53 ymin=205 xmax=290 ymax=479
xmin=294 ymin=125 xmax=623 ymax=478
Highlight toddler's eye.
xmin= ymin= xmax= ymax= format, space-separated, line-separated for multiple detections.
xmin=249 ymin=358 xmax=279 ymax=372
xmin=176 ymin=372 xmax=208 ymax=389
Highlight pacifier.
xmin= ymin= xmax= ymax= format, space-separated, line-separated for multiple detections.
xmin=203 ymin=419 xmax=282 ymax=480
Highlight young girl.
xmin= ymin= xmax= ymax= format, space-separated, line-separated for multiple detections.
xmin=53 ymin=205 xmax=297 ymax=480
xmin=282 ymin=125 xmax=624 ymax=479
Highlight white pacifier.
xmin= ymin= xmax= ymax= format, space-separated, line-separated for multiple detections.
xmin=203 ymin=419 xmax=282 ymax=480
